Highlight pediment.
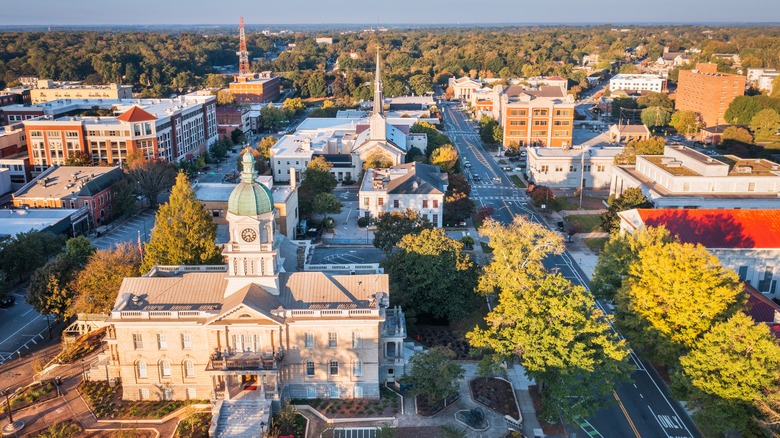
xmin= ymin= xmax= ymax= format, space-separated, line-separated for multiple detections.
xmin=206 ymin=304 xmax=282 ymax=326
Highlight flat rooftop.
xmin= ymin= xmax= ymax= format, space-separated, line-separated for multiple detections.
xmin=14 ymin=166 xmax=121 ymax=200
xmin=0 ymin=209 xmax=79 ymax=237
xmin=532 ymin=146 xmax=624 ymax=159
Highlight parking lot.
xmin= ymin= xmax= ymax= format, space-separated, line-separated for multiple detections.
xmin=0 ymin=291 xmax=51 ymax=365
xmin=91 ymin=209 xmax=156 ymax=251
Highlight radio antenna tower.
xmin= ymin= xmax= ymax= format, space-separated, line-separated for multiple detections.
xmin=237 ymin=17 xmax=250 ymax=76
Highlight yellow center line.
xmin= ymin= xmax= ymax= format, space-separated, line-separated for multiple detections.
xmin=614 ymin=390 xmax=641 ymax=438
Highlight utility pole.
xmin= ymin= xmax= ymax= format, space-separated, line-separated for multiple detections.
xmin=579 ymin=149 xmax=586 ymax=209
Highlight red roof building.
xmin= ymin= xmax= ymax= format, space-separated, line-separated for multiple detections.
xmin=619 ymin=208 xmax=780 ymax=296
xmin=745 ymin=283 xmax=780 ymax=340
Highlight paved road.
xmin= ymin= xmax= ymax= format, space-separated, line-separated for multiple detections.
xmin=0 ymin=289 xmax=54 ymax=365
xmin=441 ymin=103 xmax=699 ymax=438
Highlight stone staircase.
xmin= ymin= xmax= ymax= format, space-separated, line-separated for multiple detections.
xmin=211 ymin=398 xmax=272 ymax=438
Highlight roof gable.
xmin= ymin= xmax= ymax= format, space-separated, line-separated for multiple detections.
xmin=116 ymin=106 xmax=157 ymax=122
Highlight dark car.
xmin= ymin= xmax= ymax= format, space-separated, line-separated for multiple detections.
xmin=0 ymin=295 xmax=16 ymax=308
xmin=472 ymin=173 xmax=481 ymax=182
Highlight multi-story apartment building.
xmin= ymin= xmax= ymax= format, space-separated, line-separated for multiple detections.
xmin=12 ymin=165 xmax=124 ymax=226
xmin=97 ymin=153 xmax=407 ymax=417
xmin=609 ymin=74 xmax=667 ymax=93
xmin=29 ymin=80 xmax=132 ymax=104
xmin=611 ymin=145 xmax=780 ymax=208
xmin=21 ymin=95 xmax=217 ymax=171
xmin=501 ymin=86 xmax=575 ymax=148
xmin=676 ymin=63 xmax=746 ymax=128
xmin=359 ymin=163 xmax=448 ymax=227
xmin=229 ymin=72 xmax=281 ymax=104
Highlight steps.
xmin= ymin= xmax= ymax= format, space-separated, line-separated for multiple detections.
xmin=213 ymin=398 xmax=272 ymax=438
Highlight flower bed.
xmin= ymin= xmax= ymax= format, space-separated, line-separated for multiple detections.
xmin=32 ymin=420 xmax=83 ymax=438
xmin=79 ymin=381 xmax=201 ymax=419
xmin=292 ymin=385 xmax=399 ymax=418
xmin=0 ymin=381 xmax=58 ymax=416
xmin=469 ymin=377 xmax=520 ymax=419
xmin=415 ymin=392 xmax=460 ymax=417
xmin=175 ymin=412 xmax=211 ymax=438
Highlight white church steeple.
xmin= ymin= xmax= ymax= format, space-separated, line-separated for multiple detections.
xmin=369 ymin=49 xmax=387 ymax=141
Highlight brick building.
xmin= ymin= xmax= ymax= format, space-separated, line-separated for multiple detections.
xmin=501 ymin=86 xmax=575 ymax=148
xmin=229 ymin=72 xmax=281 ymax=104
xmin=676 ymin=63 xmax=745 ymax=128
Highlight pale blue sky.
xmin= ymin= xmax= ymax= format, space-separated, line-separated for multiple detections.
xmin=2 ymin=0 xmax=778 ymax=25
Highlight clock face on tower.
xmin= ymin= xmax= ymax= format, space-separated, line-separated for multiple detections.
xmin=241 ymin=228 xmax=257 ymax=242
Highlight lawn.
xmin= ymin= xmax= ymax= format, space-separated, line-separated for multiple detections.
xmin=582 ymin=237 xmax=609 ymax=253
xmin=509 ymin=174 xmax=526 ymax=188
xmin=564 ymin=214 xmax=603 ymax=233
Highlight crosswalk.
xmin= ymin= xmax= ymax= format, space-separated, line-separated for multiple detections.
xmin=478 ymin=196 xmax=527 ymax=202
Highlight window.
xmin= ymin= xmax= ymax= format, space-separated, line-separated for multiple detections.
xmin=738 ymin=266 xmax=749 ymax=281
xmin=329 ymin=360 xmax=339 ymax=376
xmin=157 ymin=333 xmax=168 ymax=350
xmin=163 ymin=388 xmax=173 ymax=400
xmin=748 ymin=182 xmax=756 ymax=192
xmin=393 ymin=200 xmax=399 ymax=208
xmin=533 ymin=109 xmax=548 ymax=116
xmin=184 ymin=360 xmax=195 ymax=378
xmin=136 ymin=361 xmax=148 ymax=379
xmin=759 ymin=267 xmax=776 ymax=293
xmin=433 ymin=199 xmax=439 ymax=208
xmin=305 ymin=333 xmax=314 ymax=349
xmin=422 ymin=200 xmax=429 ymax=208
xmin=160 ymin=361 xmax=171 ymax=378
xmin=305 ymin=360 xmax=315 ymax=377
xmin=352 ymin=359 xmax=362 ymax=377
xmin=432 ymin=214 xmax=439 ymax=225
xmin=329 ymin=386 xmax=340 ymax=399
xmin=555 ymin=166 xmax=563 ymax=172
xmin=139 ymin=388 xmax=150 ymax=400
xmin=508 ymin=130 xmax=525 ymax=136
xmin=364 ymin=197 xmax=370 ymax=206
xmin=354 ymin=386 xmax=364 ymax=398
xmin=569 ymin=166 xmax=576 ymax=172
xmin=133 ymin=334 xmax=143 ymax=350
xmin=378 ymin=198 xmax=384 ymax=206
xmin=328 ymin=332 xmax=338 ymax=348
xmin=509 ymin=120 xmax=526 ymax=126
xmin=533 ymin=120 xmax=548 ymax=126
xmin=597 ymin=165 xmax=605 ymax=172
xmin=540 ymin=165 xmax=549 ymax=173
xmin=187 ymin=388 xmax=196 ymax=400
xmin=306 ymin=386 xmax=316 ymax=399
xmin=352 ymin=332 xmax=362 ymax=348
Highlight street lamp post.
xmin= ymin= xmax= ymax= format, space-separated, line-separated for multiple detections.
xmin=1 ymin=387 xmax=24 ymax=435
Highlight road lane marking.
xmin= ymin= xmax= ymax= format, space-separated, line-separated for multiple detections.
xmin=614 ymin=390 xmax=641 ymax=438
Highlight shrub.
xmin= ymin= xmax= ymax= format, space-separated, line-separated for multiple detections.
xmin=357 ymin=216 xmax=370 ymax=228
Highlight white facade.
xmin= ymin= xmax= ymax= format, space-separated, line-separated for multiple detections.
xmin=609 ymin=74 xmax=666 ymax=93
xmin=359 ymin=164 xmax=447 ymax=228
xmin=527 ymin=146 xmax=622 ymax=189
xmin=448 ymin=77 xmax=482 ymax=100
xmin=611 ymin=146 xmax=780 ymax=209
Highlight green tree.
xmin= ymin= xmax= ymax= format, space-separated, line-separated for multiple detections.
xmin=372 ymin=209 xmax=433 ymax=252
xmin=640 ymin=106 xmax=671 ymax=129
xmin=408 ymin=347 xmax=464 ymax=405
xmin=112 ymin=178 xmax=138 ymax=219
xmin=749 ymin=108 xmax=780 ymax=139
xmin=720 ymin=126 xmax=754 ymax=146
xmin=476 ymin=217 xmax=565 ymax=295
xmin=468 ymin=273 xmax=631 ymax=422
xmin=383 ymin=229 xmax=480 ymax=322
xmin=611 ymin=97 xmax=639 ymax=120
xmin=65 ymin=236 xmax=95 ymax=266
xmin=0 ymin=231 xmax=65 ymax=282
xmin=600 ymin=188 xmax=652 ymax=233
xmin=298 ymin=157 xmax=337 ymax=218
xmin=478 ymin=115 xmax=499 ymax=144
xmin=27 ymin=255 xmax=79 ymax=321
xmin=409 ymin=74 xmax=433 ymax=96
xmin=260 ymin=105 xmax=286 ymax=132
xmin=771 ymin=75 xmax=780 ymax=98
xmin=363 ymin=151 xmax=394 ymax=169
xmin=203 ymin=74 xmax=230 ymax=89
xmin=126 ymin=157 xmax=177 ymax=207
xmin=140 ymin=173 xmax=222 ymax=273
xmin=307 ymin=71 xmax=328 ymax=98
xmin=282 ymin=97 xmax=306 ymax=116
xmin=70 ymin=243 xmax=141 ymax=316
xmin=591 ymin=227 xmax=674 ymax=301
xmin=675 ymin=313 xmax=780 ymax=436
xmin=257 ymin=136 xmax=277 ymax=160
xmin=443 ymin=192 xmax=475 ymax=226
xmin=636 ymin=92 xmax=674 ymax=110
xmin=230 ymin=128 xmax=247 ymax=145
xmin=430 ymin=145 xmax=459 ymax=173
xmin=613 ymin=136 xmax=666 ymax=165
xmin=615 ymin=241 xmax=744 ymax=366
xmin=725 ymin=95 xmax=764 ymax=125
xmin=216 ymin=90 xmax=235 ymax=106
xmin=64 ymin=151 xmax=93 ymax=166
xmin=670 ymin=110 xmax=701 ymax=136
xmin=311 ymin=192 xmax=343 ymax=219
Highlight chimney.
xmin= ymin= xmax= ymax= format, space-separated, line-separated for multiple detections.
xmin=290 ymin=167 xmax=296 ymax=189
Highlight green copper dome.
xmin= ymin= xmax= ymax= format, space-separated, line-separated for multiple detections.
xmin=227 ymin=150 xmax=274 ymax=216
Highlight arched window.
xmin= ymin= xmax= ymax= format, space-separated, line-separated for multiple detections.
xmin=305 ymin=360 xmax=315 ymax=377
xmin=136 ymin=361 xmax=147 ymax=379
xmin=160 ymin=360 xmax=171 ymax=378
xmin=184 ymin=360 xmax=195 ymax=378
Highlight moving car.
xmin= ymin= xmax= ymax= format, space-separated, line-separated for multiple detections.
xmin=472 ymin=173 xmax=481 ymax=182
xmin=0 ymin=295 xmax=16 ymax=308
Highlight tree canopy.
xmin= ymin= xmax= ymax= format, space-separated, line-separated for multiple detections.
xmin=600 ymin=188 xmax=652 ymax=234
xmin=298 ymin=157 xmax=338 ymax=219
xmin=372 ymin=209 xmax=433 ymax=252
xmin=383 ymin=229 xmax=480 ymax=323
xmin=140 ymin=172 xmax=222 ymax=273
xmin=70 ymin=243 xmax=142 ymax=316
xmin=408 ymin=347 xmax=464 ymax=405
xmin=126 ymin=156 xmax=177 ymax=207
xmin=613 ymin=137 xmax=666 ymax=165
xmin=670 ymin=110 xmax=701 ymax=136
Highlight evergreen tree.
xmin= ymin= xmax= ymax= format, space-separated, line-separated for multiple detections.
xmin=140 ymin=173 xmax=222 ymax=273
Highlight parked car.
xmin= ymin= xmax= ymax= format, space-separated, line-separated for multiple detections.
xmin=0 ymin=295 xmax=16 ymax=308
xmin=472 ymin=173 xmax=481 ymax=182
xmin=464 ymin=162 xmax=472 ymax=168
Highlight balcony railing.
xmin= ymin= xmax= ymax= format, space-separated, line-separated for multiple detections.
xmin=209 ymin=351 xmax=280 ymax=371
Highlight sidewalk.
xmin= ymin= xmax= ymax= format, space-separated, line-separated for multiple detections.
xmin=506 ymin=363 xmax=547 ymax=438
